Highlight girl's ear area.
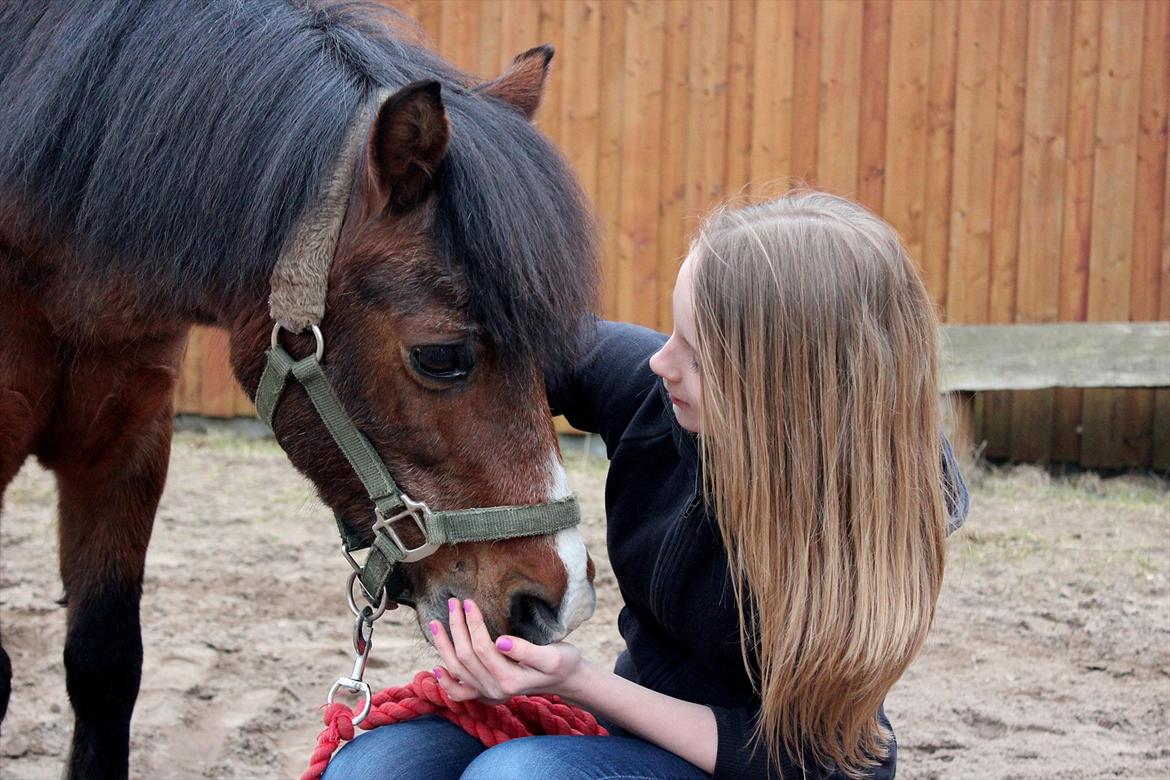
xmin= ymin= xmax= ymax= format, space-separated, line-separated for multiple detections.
xmin=475 ymin=45 xmax=554 ymax=120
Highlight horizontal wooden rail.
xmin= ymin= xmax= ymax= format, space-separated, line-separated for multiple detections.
xmin=941 ymin=322 xmax=1170 ymax=392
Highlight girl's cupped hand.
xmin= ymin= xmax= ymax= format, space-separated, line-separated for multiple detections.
xmin=429 ymin=598 xmax=582 ymax=705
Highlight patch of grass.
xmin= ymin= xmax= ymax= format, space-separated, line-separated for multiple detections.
xmin=564 ymin=455 xmax=612 ymax=480
xmin=174 ymin=430 xmax=284 ymax=457
xmin=959 ymin=527 xmax=1054 ymax=563
xmin=976 ymin=464 xmax=1170 ymax=509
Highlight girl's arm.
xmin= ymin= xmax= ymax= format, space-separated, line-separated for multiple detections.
xmin=560 ymin=657 xmax=718 ymax=773
xmin=429 ymin=597 xmax=717 ymax=773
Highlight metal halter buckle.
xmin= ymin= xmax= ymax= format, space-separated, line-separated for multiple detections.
xmin=372 ymin=494 xmax=439 ymax=563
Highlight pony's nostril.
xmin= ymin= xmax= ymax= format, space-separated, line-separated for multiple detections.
xmin=508 ymin=592 xmax=561 ymax=645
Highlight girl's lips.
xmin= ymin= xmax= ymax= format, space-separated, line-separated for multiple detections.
xmin=669 ymin=394 xmax=688 ymax=408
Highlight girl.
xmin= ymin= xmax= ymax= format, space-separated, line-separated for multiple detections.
xmin=325 ymin=191 xmax=967 ymax=779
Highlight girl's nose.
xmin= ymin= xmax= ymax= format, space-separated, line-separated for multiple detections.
xmin=649 ymin=343 xmax=677 ymax=382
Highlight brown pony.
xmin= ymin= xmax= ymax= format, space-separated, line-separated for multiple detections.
xmin=0 ymin=1 xmax=599 ymax=777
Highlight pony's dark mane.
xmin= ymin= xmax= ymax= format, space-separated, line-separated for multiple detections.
xmin=0 ymin=0 xmax=596 ymax=367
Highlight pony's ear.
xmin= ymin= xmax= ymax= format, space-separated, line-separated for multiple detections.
xmin=477 ymin=45 xmax=554 ymax=120
xmin=368 ymin=80 xmax=449 ymax=214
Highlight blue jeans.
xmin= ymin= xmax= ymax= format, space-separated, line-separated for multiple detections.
xmin=321 ymin=715 xmax=709 ymax=779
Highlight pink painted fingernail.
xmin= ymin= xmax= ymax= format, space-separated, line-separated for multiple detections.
xmin=429 ymin=621 xmax=439 ymax=636
xmin=463 ymin=599 xmax=473 ymax=614
xmin=496 ymin=637 xmax=513 ymax=652
xmin=448 ymin=597 xmax=458 ymax=612
xmin=433 ymin=667 xmax=443 ymax=680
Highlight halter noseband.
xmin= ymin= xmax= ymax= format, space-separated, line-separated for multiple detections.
xmin=254 ymin=89 xmax=581 ymax=606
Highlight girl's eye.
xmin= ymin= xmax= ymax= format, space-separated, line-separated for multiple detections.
xmin=410 ymin=343 xmax=474 ymax=381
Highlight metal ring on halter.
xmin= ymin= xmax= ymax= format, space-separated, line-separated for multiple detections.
xmin=346 ymin=571 xmax=389 ymax=622
xmin=328 ymin=677 xmax=374 ymax=726
xmin=270 ymin=323 xmax=325 ymax=362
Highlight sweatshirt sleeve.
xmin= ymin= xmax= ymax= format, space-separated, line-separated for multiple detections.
xmin=709 ymin=705 xmax=803 ymax=779
xmin=709 ymin=705 xmax=897 ymax=780
xmin=545 ymin=319 xmax=667 ymax=456
xmin=941 ymin=435 xmax=970 ymax=533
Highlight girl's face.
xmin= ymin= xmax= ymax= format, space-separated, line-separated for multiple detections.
xmin=649 ymin=256 xmax=703 ymax=433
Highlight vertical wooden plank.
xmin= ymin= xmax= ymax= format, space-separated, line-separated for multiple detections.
xmin=817 ymin=0 xmax=863 ymax=195
xmin=944 ymin=391 xmax=977 ymax=470
xmin=1163 ymin=108 xmax=1170 ymax=328
xmin=1156 ymin=390 xmax=1170 ymax=471
xmin=561 ymin=1 xmax=602 ymax=210
xmin=723 ymin=0 xmax=755 ymax=200
xmin=857 ymin=0 xmax=891 ymax=213
xmin=972 ymin=390 xmax=987 ymax=460
xmin=595 ymin=0 xmax=626 ymax=319
xmin=499 ymin=0 xmax=541 ymax=71
xmin=987 ymin=1 xmax=1027 ymax=330
xmin=537 ymin=0 xmax=566 ymax=143
xmin=175 ymin=330 xmax=203 ymax=415
xmin=232 ymin=361 xmax=255 ymax=418
xmin=390 ymin=0 xmax=421 ymax=37
xmin=1052 ymin=0 xmax=1101 ymax=462
xmin=750 ymin=0 xmax=796 ymax=197
xmin=791 ymin=0 xmax=822 ymax=184
xmin=922 ymin=0 xmax=960 ymax=313
xmin=1082 ymin=0 xmax=1145 ymax=468
xmin=883 ymin=0 xmax=932 ymax=266
xmin=945 ymin=0 xmax=1001 ymax=327
xmin=657 ymin=0 xmax=694 ymax=330
xmin=1008 ymin=0 xmax=1071 ymax=463
xmin=413 ymin=0 xmax=440 ymax=43
xmin=388 ymin=0 xmax=429 ymax=45
xmin=683 ymin=1 xmax=731 ymax=218
xmin=477 ymin=1 xmax=503 ymax=79
xmin=984 ymin=1 xmax=1030 ymax=460
xmin=1122 ymin=0 xmax=1169 ymax=466
xmin=615 ymin=0 xmax=666 ymax=327
xmin=439 ymin=0 xmax=477 ymax=73
xmin=198 ymin=328 xmax=239 ymax=418
xmin=1155 ymin=133 xmax=1170 ymax=471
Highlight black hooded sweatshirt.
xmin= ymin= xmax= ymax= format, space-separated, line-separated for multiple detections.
xmin=548 ymin=321 xmax=970 ymax=779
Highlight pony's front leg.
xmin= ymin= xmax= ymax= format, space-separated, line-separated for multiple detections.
xmin=42 ymin=337 xmax=183 ymax=780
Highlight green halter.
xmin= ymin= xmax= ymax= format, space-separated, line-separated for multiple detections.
xmin=254 ymin=324 xmax=581 ymax=603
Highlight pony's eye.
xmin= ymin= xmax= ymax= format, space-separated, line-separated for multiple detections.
xmin=410 ymin=343 xmax=474 ymax=381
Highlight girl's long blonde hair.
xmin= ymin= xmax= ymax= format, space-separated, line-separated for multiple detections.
xmin=690 ymin=191 xmax=949 ymax=777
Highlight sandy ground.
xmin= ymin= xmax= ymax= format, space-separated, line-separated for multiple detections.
xmin=1 ymin=429 xmax=1167 ymax=779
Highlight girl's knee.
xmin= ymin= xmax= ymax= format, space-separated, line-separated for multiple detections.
xmin=462 ymin=738 xmax=581 ymax=780
xmin=322 ymin=717 xmax=483 ymax=780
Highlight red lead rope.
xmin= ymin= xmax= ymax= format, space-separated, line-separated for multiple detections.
xmin=302 ymin=670 xmax=609 ymax=780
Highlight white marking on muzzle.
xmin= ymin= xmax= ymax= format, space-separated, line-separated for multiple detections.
xmin=547 ymin=452 xmax=595 ymax=636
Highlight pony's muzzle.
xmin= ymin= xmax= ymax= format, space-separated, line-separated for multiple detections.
xmin=507 ymin=590 xmax=565 ymax=645
xmin=548 ymin=526 xmax=597 ymax=641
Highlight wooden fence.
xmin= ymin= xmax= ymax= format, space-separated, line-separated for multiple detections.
xmin=175 ymin=0 xmax=1170 ymax=469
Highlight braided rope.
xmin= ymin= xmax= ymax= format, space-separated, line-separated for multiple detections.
xmin=301 ymin=671 xmax=608 ymax=780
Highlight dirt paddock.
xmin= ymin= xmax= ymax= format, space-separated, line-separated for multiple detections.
xmin=1 ymin=429 xmax=1167 ymax=779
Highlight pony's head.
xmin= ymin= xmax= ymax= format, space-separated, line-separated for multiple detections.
xmin=249 ymin=48 xmax=598 ymax=645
